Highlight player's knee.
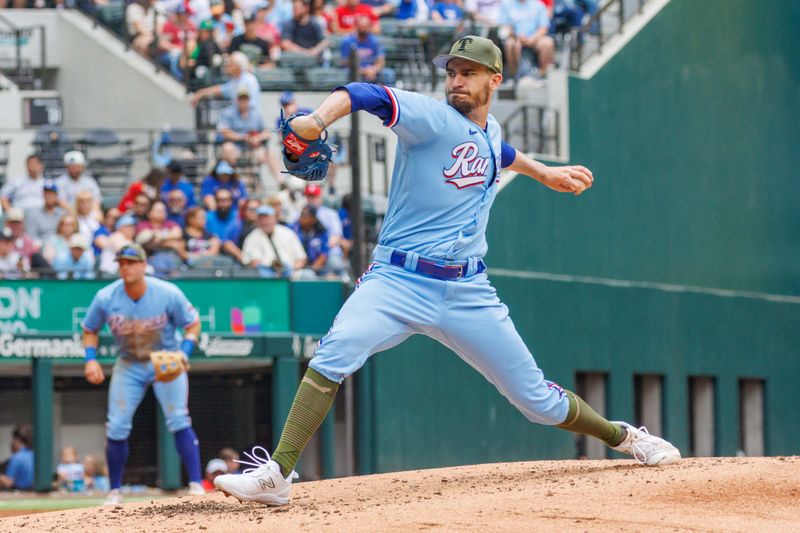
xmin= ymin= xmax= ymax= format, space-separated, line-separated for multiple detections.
xmin=165 ymin=411 xmax=192 ymax=433
xmin=106 ymin=420 xmax=132 ymax=441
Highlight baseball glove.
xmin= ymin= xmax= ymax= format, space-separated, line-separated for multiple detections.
xmin=150 ymin=351 xmax=188 ymax=383
xmin=278 ymin=110 xmax=334 ymax=182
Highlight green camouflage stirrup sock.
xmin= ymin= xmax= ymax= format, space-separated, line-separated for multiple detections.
xmin=556 ymin=390 xmax=626 ymax=447
xmin=272 ymin=368 xmax=340 ymax=477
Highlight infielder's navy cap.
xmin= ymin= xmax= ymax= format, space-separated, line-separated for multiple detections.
xmin=116 ymin=242 xmax=147 ymax=262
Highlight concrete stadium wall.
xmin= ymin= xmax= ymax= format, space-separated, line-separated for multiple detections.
xmin=362 ymin=0 xmax=800 ymax=472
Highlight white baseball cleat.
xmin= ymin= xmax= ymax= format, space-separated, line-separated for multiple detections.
xmin=611 ymin=421 xmax=681 ymax=466
xmin=103 ymin=489 xmax=123 ymax=505
xmin=187 ymin=481 xmax=205 ymax=496
xmin=213 ymin=446 xmax=298 ymax=506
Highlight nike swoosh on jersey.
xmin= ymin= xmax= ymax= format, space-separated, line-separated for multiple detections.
xmin=468 ymin=129 xmax=478 ymax=135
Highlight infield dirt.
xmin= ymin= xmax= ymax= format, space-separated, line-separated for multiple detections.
xmin=2 ymin=456 xmax=798 ymax=532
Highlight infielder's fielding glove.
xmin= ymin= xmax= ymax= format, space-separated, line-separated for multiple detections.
xmin=150 ymin=351 xmax=189 ymax=383
xmin=278 ymin=110 xmax=334 ymax=182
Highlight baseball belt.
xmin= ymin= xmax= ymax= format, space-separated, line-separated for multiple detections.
xmin=389 ymin=250 xmax=486 ymax=281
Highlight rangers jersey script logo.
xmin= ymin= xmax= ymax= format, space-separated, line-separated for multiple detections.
xmin=443 ymin=142 xmax=491 ymax=189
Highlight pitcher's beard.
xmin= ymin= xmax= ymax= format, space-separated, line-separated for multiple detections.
xmin=446 ymin=82 xmax=492 ymax=115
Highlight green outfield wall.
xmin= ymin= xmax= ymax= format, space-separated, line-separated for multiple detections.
xmin=359 ymin=0 xmax=800 ymax=472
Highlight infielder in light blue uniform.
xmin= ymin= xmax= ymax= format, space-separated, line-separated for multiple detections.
xmin=82 ymin=243 xmax=204 ymax=504
xmin=215 ymin=36 xmax=680 ymax=506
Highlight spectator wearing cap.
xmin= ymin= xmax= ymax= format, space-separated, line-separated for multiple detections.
xmin=188 ymin=19 xmax=224 ymax=81
xmin=24 ymin=180 xmax=66 ymax=244
xmin=98 ymin=214 xmax=138 ymax=275
xmin=92 ymin=207 xmax=121 ymax=257
xmin=339 ymin=15 xmax=395 ymax=84
xmin=217 ymin=90 xmax=269 ymax=152
xmin=190 ymin=51 xmax=261 ymax=110
xmin=201 ymin=160 xmax=247 ymax=211
xmin=165 ymin=189 xmax=189 ymax=228
xmin=161 ymin=160 xmax=197 ymax=208
xmin=332 ymin=0 xmax=379 ymax=35
xmin=217 ymin=90 xmax=283 ymax=191
xmin=242 ymin=204 xmax=307 ymax=277
xmin=206 ymin=189 xmax=245 ymax=262
xmin=201 ymin=458 xmax=228 ymax=492
xmin=52 ymin=233 xmax=95 ymax=280
xmin=181 ymin=207 xmax=221 ymax=265
xmin=500 ymin=0 xmax=555 ymax=80
xmin=160 ymin=4 xmax=199 ymax=80
xmin=293 ymin=204 xmax=329 ymax=277
xmin=229 ymin=14 xmax=278 ymax=68
xmin=0 ymin=227 xmax=28 ymax=280
xmin=281 ymin=0 xmax=329 ymax=58
xmin=118 ymin=168 xmax=165 ymax=214
xmin=0 ymin=425 xmax=34 ymax=490
xmin=0 ymin=154 xmax=45 ymax=212
xmin=3 ymin=208 xmax=37 ymax=262
xmin=55 ymin=151 xmax=101 ymax=214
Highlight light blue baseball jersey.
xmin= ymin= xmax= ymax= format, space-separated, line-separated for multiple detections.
xmin=343 ymin=83 xmax=516 ymax=261
xmin=82 ymin=276 xmax=199 ymax=361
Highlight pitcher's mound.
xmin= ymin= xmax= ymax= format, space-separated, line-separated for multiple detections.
xmin=2 ymin=456 xmax=798 ymax=532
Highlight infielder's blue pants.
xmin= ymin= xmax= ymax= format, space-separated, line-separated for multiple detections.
xmin=310 ymin=255 xmax=570 ymax=426
xmin=106 ymin=358 xmax=192 ymax=440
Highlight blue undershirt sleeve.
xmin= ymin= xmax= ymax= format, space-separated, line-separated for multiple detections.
xmin=335 ymin=83 xmax=394 ymax=125
xmin=500 ymin=141 xmax=517 ymax=169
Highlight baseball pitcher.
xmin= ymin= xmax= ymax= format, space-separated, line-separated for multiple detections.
xmin=82 ymin=243 xmax=204 ymax=504
xmin=216 ymin=36 xmax=680 ymax=506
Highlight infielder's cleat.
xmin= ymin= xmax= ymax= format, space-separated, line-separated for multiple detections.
xmin=103 ymin=489 xmax=123 ymax=505
xmin=611 ymin=421 xmax=681 ymax=466
xmin=213 ymin=446 xmax=298 ymax=506
xmin=187 ymin=481 xmax=205 ymax=496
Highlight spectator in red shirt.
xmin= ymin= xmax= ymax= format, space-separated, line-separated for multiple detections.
xmin=333 ymin=0 xmax=380 ymax=35
xmin=117 ymin=168 xmax=165 ymax=214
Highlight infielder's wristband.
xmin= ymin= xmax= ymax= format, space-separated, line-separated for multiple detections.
xmin=85 ymin=346 xmax=97 ymax=361
xmin=180 ymin=338 xmax=196 ymax=359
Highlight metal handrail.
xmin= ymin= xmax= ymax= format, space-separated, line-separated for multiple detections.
xmin=0 ymin=13 xmax=47 ymax=89
xmin=501 ymin=104 xmax=560 ymax=158
xmin=570 ymin=0 xmax=649 ymax=72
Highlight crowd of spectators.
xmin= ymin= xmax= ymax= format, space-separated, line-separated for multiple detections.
xmin=0 ymin=135 xmax=352 ymax=280
xmin=1 ymin=0 xmax=602 ymax=84
xmin=111 ymin=0 xmax=599 ymax=85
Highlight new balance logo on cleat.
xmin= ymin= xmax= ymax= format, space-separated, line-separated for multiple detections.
xmin=259 ymin=478 xmax=276 ymax=490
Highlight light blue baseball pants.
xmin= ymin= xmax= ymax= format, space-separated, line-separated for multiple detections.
xmin=310 ymin=260 xmax=570 ymax=426
xmin=106 ymin=357 xmax=192 ymax=440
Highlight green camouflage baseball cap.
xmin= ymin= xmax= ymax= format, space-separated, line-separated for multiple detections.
xmin=116 ymin=242 xmax=147 ymax=262
xmin=433 ymin=36 xmax=503 ymax=74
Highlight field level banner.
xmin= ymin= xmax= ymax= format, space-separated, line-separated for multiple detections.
xmin=0 ymin=279 xmax=290 ymax=335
